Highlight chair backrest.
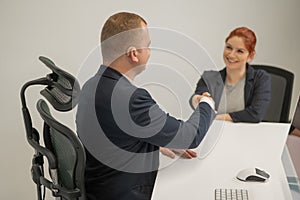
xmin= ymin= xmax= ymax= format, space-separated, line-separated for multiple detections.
xmin=252 ymin=64 xmax=294 ymax=123
xmin=20 ymin=56 xmax=86 ymax=200
xmin=37 ymin=99 xmax=86 ymax=200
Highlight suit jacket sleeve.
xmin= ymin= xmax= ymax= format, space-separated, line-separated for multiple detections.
xmin=130 ymin=88 xmax=215 ymax=149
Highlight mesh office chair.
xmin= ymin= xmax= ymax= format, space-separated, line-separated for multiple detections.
xmin=252 ymin=64 xmax=294 ymax=123
xmin=20 ymin=56 xmax=86 ymax=200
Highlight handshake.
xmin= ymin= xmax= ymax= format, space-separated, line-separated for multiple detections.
xmin=191 ymin=92 xmax=215 ymax=110
xmin=160 ymin=92 xmax=216 ymax=159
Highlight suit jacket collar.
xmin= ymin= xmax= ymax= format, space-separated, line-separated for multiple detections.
xmin=244 ymin=63 xmax=255 ymax=104
xmin=99 ymin=65 xmax=136 ymax=86
xmin=97 ymin=65 xmax=124 ymax=81
xmin=219 ymin=63 xmax=254 ymax=83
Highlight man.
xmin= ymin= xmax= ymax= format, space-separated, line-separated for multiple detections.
xmin=76 ymin=12 xmax=215 ymax=200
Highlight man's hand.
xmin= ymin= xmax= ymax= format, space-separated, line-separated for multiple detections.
xmin=160 ymin=147 xmax=197 ymax=159
xmin=192 ymin=92 xmax=212 ymax=109
xmin=215 ymin=113 xmax=233 ymax=122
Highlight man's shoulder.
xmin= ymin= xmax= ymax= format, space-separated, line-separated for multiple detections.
xmin=131 ymin=87 xmax=153 ymax=102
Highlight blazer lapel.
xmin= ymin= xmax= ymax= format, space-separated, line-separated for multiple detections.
xmin=244 ymin=65 xmax=255 ymax=105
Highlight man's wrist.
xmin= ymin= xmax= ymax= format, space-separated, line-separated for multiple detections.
xmin=199 ymin=96 xmax=215 ymax=110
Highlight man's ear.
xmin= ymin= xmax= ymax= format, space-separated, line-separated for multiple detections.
xmin=127 ymin=47 xmax=139 ymax=62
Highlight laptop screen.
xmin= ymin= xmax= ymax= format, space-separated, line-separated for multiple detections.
xmin=282 ymin=95 xmax=300 ymax=199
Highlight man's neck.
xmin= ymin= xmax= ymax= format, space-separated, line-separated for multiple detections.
xmin=106 ymin=59 xmax=136 ymax=81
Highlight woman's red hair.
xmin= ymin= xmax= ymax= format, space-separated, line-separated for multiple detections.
xmin=225 ymin=27 xmax=257 ymax=55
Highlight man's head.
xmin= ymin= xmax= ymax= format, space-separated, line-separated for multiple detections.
xmin=100 ymin=12 xmax=150 ymax=72
xmin=101 ymin=12 xmax=147 ymax=43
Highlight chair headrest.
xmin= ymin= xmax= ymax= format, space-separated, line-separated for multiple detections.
xmin=39 ymin=56 xmax=81 ymax=112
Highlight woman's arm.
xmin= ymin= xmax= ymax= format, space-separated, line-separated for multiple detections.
xmin=189 ymin=76 xmax=211 ymax=109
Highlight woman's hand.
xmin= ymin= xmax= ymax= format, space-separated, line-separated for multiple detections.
xmin=291 ymin=128 xmax=300 ymax=137
xmin=191 ymin=92 xmax=211 ymax=109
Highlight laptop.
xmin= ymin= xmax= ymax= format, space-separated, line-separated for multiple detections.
xmin=282 ymin=94 xmax=300 ymax=199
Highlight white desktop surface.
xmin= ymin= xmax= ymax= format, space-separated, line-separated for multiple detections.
xmin=152 ymin=121 xmax=292 ymax=200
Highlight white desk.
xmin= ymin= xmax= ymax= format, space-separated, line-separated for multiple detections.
xmin=152 ymin=121 xmax=293 ymax=199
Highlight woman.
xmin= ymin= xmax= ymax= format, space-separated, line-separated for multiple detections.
xmin=161 ymin=27 xmax=271 ymax=159
xmin=191 ymin=26 xmax=271 ymax=123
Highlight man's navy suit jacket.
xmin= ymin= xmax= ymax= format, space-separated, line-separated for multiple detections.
xmin=76 ymin=65 xmax=215 ymax=200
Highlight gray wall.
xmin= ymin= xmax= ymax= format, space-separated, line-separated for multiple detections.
xmin=1 ymin=0 xmax=300 ymax=199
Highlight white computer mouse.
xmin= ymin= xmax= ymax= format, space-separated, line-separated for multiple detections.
xmin=236 ymin=167 xmax=270 ymax=182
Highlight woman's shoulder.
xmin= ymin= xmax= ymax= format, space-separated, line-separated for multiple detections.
xmin=248 ymin=65 xmax=270 ymax=79
xmin=248 ymin=66 xmax=271 ymax=81
xmin=202 ymin=68 xmax=225 ymax=78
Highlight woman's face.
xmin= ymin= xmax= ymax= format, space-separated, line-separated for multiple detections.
xmin=223 ymin=36 xmax=253 ymax=70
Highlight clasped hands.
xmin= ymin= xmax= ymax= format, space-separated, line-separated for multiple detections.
xmin=192 ymin=92 xmax=232 ymax=121
xmin=160 ymin=92 xmax=212 ymax=159
xmin=160 ymin=91 xmax=235 ymax=159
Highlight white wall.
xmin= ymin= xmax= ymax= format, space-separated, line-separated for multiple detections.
xmin=1 ymin=0 xmax=299 ymax=199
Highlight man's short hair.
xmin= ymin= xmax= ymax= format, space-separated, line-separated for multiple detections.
xmin=100 ymin=12 xmax=148 ymax=64
xmin=101 ymin=12 xmax=147 ymax=43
